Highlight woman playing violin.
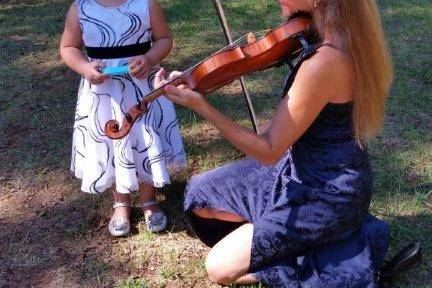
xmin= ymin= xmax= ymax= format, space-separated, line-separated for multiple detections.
xmin=157 ymin=0 xmax=393 ymax=286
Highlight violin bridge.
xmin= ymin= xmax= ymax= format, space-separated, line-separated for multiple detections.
xmin=247 ymin=32 xmax=256 ymax=44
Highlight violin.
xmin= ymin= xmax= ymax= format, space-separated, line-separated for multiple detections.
xmin=105 ymin=13 xmax=314 ymax=139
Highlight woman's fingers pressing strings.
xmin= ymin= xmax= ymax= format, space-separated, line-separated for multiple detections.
xmin=164 ymin=85 xmax=183 ymax=104
xmin=168 ymin=70 xmax=183 ymax=80
xmin=155 ymin=67 xmax=167 ymax=80
xmin=155 ymin=68 xmax=170 ymax=88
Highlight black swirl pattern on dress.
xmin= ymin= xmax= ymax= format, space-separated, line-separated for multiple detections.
xmin=78 ymin=0 xmax=116 ymax=47
xmin=72 ymin=0 xmax=186 ymax=193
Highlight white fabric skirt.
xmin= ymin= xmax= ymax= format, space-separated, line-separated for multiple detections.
xmin=71 ymin=68 xmax=186 ymax=194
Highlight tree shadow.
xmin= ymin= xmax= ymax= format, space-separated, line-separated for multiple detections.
xmin=0 ymin=178 xmax=196 ymax=287
xmin=0 ymin=193 xmax=109 ymax=286
xmin=384 ymin=212 xmax=432 ymax=286
xmin=1 ymin=0 xmax=431 ymax=287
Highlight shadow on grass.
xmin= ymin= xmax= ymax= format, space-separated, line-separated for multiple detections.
xmin=0 ymin=0 xmax=288 ymax=177
xmin=1 ymin=187 xmax=429 ymax=287
xmin=0 ymin=193 xmax=109 ymax=286
xmin=385 ymin=212 xmax=432 ymax=286
xmin=0 ymin=0 xmax=431 ymax=287
xmin=0 ymin=180 xmax=193 ymax=287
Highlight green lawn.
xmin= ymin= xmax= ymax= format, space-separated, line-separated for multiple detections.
xmin=0 ymin=0 xmax=430 ymax=287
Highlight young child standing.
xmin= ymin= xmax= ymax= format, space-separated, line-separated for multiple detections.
xmin=60 ymin=0 xmax=186 ymax=236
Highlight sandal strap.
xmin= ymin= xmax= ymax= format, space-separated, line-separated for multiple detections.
xmin=140 ymin=199 xmax=158 ymax=209
xmin=113 ymin=202 xmax=132 ymax=209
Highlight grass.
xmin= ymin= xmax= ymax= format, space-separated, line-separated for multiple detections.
xmin=0 ymin=0 xmax=431 ymax=287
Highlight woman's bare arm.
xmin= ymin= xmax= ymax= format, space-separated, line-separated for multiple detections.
xmin=163 ymin=48 xmax=351 ymax=165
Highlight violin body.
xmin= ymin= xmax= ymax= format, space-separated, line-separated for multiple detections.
xmin=187 ymin=16 xmax=313 ymax=94
xmin=105 ymin=14 xmax=314 ymax=139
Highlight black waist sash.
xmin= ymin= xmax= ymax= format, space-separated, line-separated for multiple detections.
xmin=85 ymin=41 xmax=151 ymax=59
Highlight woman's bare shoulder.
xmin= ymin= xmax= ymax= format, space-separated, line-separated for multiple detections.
xmin=294 ymin=46 xmax=352 ymax=103
xmin=300 ymin=46 xmax=350 ymax=81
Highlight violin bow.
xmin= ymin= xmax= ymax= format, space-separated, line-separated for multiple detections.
xmin=211 ymin=0 xmax=259 ymax=133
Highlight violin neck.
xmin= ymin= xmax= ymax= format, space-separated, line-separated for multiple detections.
xmin=142 ymin=76 xmax=185 ymax=104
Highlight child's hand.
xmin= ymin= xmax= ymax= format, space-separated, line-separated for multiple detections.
xmin=83 ymin=61 xmax=108 ymax=85
xmin=129 ymin=55 xmax=153 ymax=79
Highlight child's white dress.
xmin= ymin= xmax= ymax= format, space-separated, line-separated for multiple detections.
xmin=71 ymin=0 xmax=186 ymax=194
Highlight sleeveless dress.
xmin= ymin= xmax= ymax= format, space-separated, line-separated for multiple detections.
xmin=71 ymin=0 xmax=186 ymax=194
xmin=184 ymin=54 xmax=390 ymax=286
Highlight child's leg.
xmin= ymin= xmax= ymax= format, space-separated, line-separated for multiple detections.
xmin=109 ymin=190 xmax=133 ymax=237
xmin=139 ymin=183 xmax=160 ymax=215
xmin=112 ymin=190 xmax=132 ymax=220
xmin=139 ymin=182 xmax=167 ymax=232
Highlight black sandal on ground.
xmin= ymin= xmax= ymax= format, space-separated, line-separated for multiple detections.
xmin=379 ymin=242 xmax=422 ymax=288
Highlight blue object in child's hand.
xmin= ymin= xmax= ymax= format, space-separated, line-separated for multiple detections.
xmin=101 ymin=66 xmax=130 ymax=76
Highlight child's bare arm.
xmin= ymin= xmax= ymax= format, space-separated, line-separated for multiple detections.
xmin=60 ymin=3 xmax=87 ymax=74
xmin=130 ymin=0 xmax=173 ymax=78
xmin=147 ymin=0 xmax=173 ymax=65
xmin=60 ymin=3 xmax=107 ymax=84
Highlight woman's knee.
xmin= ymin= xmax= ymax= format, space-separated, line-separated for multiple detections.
xmin=204 ymin=224 xmax=254 ymax=285
xmin=205 ymin=249 xmax=238 ymax=285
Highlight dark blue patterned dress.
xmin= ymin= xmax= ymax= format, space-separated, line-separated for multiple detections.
xmin=184 ymin=101 xmax=390 ymax=287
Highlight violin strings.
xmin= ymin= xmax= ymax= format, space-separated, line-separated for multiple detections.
xmin=179 ymin=29 xmax=271 ymax=76
xmin=229 ymin=29 xmax=270 ymax=47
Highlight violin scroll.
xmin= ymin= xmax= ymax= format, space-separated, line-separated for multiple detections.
xmin=104 ymin=76 xmax=186 ymax=139
xmin=105 ymin=120 xmax=122 ymax=139
xmin=105 ymin=101 xmax=150 ymax=139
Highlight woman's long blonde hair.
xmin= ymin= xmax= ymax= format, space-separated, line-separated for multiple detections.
xmin=312 ymin=0 xmax=393 ymax=142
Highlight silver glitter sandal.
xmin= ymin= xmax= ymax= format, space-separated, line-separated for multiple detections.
xmin=140 ymin=199 xmax=167 ymax=233
xmin=108 ymin=202 xmax=131 ymax=237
